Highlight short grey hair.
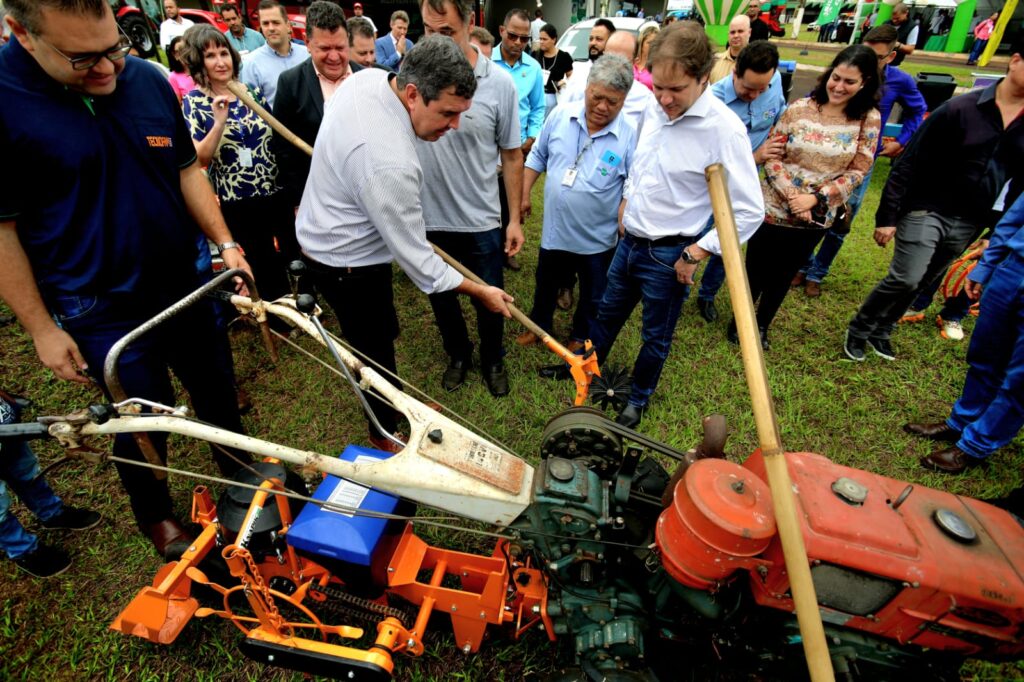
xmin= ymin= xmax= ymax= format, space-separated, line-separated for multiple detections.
xmin=588 ymin=54 xmax=634 ymax=93
xmin=397 ymin=35 xmax=477 ymax=104
xmin=347 ymin=17 xmax=376 ymax=43
xmin=5 ymin=0 xmax=107 ymax=34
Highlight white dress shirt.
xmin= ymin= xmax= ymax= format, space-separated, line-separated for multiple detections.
xmin=296 ymin=70 xmax=462 ymax=294
xmin=623 ymin=86 xmax=765 ymax=255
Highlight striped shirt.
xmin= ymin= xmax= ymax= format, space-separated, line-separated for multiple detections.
xmin=295 ymin=69 xmax=463 ymax=294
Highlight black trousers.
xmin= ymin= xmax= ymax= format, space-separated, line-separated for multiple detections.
xmin=220 ymin=193 xmax=293 ymax=302
xmin=302 ymin=258 xmax=400 ymax=436
xmin=744 ymin=222 xmax=825 ymax=330
xmin=529 ymin=247 xmax=615 ymax=342
xmin=427 ymin=229 xmax=505 ymax=367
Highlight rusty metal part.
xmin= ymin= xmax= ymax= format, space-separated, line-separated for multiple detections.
xmin=662 ymin=414 xmax=729 ymax=507
xmin=101 ymin=268 xmax=259 ymax=478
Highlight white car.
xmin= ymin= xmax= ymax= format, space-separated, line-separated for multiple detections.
xmin=556 ymin=16 xmax=661 ymax=62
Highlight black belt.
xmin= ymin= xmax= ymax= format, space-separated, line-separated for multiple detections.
xmin=300 ymin=253 xmax=391 ymax=276
xmin=624 ymin=232 xmax=692 ymax=247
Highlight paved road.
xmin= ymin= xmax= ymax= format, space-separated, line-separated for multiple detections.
xmin=775 ymin=37 xmax=1009 ymax=70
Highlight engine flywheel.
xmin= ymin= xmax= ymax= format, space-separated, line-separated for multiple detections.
xmin=539 ymin=406 xmax=623 ymax=476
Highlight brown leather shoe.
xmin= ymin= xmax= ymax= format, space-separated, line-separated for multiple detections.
xmin=920 ymin=446 xmax=985 ymax=474
xmin=791 ymin=271 xmax=806 ymax=287
xmin=516 ymin=331 xmax=540 ymax=346
xmin=804 ymin=280 xmax=821 ymax=298
xmin=567 ymin=339 xmax=585 ymax=353
xmin=903 ymin=422 xmax=961 ymax=441
xmin=141 ymin=518 xmax=193 ymax=559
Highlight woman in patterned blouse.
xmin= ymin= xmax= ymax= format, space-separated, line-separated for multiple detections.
xmin=181 ymin=26 xmax=290 ymax=303
xmin=734 ymin=44 xmax=882 ymax=350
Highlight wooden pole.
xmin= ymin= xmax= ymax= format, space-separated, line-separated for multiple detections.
xmin=226 ymin=80 xmax=313 ymax=156
xmin=705 ymin=164 xmax=835 ymax=682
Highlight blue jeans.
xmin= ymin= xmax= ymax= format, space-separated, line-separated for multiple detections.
xmin=946 ymin=254 xmax=1024 ymax=459
xmin=0 ymin=441 xmax=64 ymax=559
xmin=803 ymin=165 xmax=873 ymax=282
xmin=427 ymin=228 xmax=505 ymax=367
xmin=691 ymin=216 xmax=725 ymax=303
xmin=52 ymin=292 xmax=247 ymax=525
xmin=968 ymin=38 xmax=988 ymax=63
xmin=590 ymin=233 xmax=694 ymax=408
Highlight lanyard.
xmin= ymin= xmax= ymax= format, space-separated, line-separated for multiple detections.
xmin=572 ymin=126 xmax=593 ymax=170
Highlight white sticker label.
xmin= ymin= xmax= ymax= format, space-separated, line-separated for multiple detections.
xmin=322 ymin=455 xmax=378 ymax=517
xmin=562 ymin=167 xmax=578 ymax=187
xmin=238 ymin=147 xmax=253 ymax=168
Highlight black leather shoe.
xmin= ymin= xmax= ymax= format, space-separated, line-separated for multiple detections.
xmin=442 ymin=358 xmax=471 ymax=392
xmin=697 ymin=298 xmax=718 ymax=323
xmin=616 ymin=404 xmax=644 ymax=429
xmin=903 ymin=422 xmax=961 ymax=442
xmin=759 ymin=327 xmax=770 ymax=351
xmin=538 ymin=364 xmax=571 ymax=380
xmin=483 ymin=363 xmax=509 ymax=397
xmin=726 ymin=320 xmax=738 ymax=345
xmin=919 ymin=446 xmax=985 ymax=475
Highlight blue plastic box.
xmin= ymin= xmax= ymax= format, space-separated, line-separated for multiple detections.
xmin=287 ymin=445 xmax=403 ymax=566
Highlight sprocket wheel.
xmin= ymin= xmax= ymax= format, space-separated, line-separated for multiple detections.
xmin=539 ymin=406 xmax=623 ymax=477
xmin=589 ymin=364 xmax=632 ymax=412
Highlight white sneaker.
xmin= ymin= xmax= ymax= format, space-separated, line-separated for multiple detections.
xmin=938 ymin=316 xmax=964 ymax=341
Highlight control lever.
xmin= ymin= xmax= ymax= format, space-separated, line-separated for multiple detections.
xmin=295 ymin=294 xmax=405 ymax=450
xmin=288 ymin=260 xmax=306 ymax=299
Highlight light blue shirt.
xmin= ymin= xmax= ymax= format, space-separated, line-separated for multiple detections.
xmin=710 ymin=70 xmax=786 ymax=153
xmin=240 ymin=43 xmax=309 ymax=108
xmin=225 ymin=27 xmax=266 ymax=55
xmin=492 ymin=48 xmax=545 ymax=142
xmin=526 ymin=101 xmax=635 ymax=254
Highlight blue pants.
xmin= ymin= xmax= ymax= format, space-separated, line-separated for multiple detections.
xmin=590 ymin=233 xmax=694 ymax=409
xmin=52 ymin=292 xmax=247 ymax=526
xmin=0 ymin=442 xmax=63 ymax=559
xmin=968 ymin=38 xmax=988 ymax=63
xmin=529 ymin=246 xmax=615 ymax=343
xmin=803 ymin=165 xmax=873 ymax=283
xmin=946 ymin=254 xmax=1024 ymax=459
xmin=427 ymin=228 xmax=505 ymax=367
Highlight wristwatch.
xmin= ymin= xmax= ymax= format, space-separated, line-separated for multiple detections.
xmin=680 ymin=247 xmax=700 ymax=265
xmin=218 ymin=241 xmax=241 ymax=254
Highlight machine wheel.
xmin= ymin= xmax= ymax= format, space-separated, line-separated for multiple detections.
xmin=540 ymin=407 xmax=623 ymax=478
xmin=120 ymin=14 xmax=157 ymax=58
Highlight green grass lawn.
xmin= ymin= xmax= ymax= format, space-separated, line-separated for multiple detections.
xmin=1 ymin=163 xmax=1022 ymax=680
xmin=776 ymin=44 xmax=987 ymax=88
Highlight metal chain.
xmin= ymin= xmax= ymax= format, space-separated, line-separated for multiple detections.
xmin=230 ymin=544 xmax=287 ymax=632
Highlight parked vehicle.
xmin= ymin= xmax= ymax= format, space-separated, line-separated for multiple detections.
xmin=557 ymin=16 xmax=661 ymax=62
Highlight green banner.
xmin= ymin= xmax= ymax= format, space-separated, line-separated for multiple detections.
xmin=813 ymin=0 xmax=844 ymax=26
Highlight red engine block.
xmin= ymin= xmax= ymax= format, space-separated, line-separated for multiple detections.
xmin=658 ymin=451 xmax=1024 ymax=658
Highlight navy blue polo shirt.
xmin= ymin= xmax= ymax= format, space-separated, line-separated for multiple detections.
xmin=0 ymin=39 xmax=202 ymax=306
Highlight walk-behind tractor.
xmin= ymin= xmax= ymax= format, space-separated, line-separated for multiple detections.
xmin=5 ymin=169 xmax=1023 ymax=681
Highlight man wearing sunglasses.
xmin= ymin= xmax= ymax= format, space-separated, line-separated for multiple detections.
xmin=493 ymin=9 xmax=544 ymax=270
xmin=0 ymin=0 xmax=255 ymax=559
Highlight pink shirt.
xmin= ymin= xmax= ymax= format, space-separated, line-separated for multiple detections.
xmin=633 ymin=64 xmax=653 ymax=91
xmin=316 ymin=64 xmax=353 ymax=103
xmin=974 ymin=19 xmax=995 ymax=41
xmin=168 ymin=71 xmax=195 ymax=101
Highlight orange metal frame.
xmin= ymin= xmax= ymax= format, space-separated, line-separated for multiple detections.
xmin=110 ymin=462 xmax=552 ymax=676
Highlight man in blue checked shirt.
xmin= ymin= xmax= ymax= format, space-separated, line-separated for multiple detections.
xmin=693 ymin=40 xmax=787 ymax=324
xmin=517 ymin=55 xmax=637 ymax=358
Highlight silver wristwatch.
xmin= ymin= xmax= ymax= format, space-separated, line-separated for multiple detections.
xmin=218 ymin=241 xmax=241 ymax=254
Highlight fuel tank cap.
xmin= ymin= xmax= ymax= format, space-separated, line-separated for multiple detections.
xmin=933 ymin=508 xmax=977 ymax=543
xmin=831 ymin=477 xmax=868 ymax=505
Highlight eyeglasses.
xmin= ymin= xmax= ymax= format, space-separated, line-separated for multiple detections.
xmin=504 ymin=31 xmax=531 ymax=44
xmin=36 ymin=24 xmax=133 ymax=71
